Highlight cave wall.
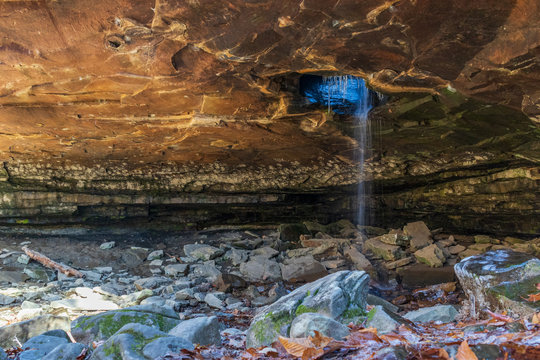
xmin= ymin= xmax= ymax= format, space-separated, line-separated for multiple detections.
xmin=0 ymin=0 xmax=538 ymax=235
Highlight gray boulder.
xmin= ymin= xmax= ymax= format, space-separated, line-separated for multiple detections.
xmin=403 ymin=221 xmax=433 ymax=251
xmin=142 ymin=337 xmax=194 ymax=358
xmin=168 ymin=316 xmax=221 ymax=346
xmin=403 ymin=305 xmax=458 ymax=323
xmin=43 ymin=343 xmax=89 ymax=360
xmin=240 ymin=256 xmax=281 ymax=283
xmin=90 ymin=323 xmax=190 ymax=360
xmin=0 ymin=315 xmax=70 ymax=348
xmin=71 ymin=305 xmax=180 ymax=344
xmin=365 ymin=305 xmax=406 ymax=334
xmin=246 ymin=270 xmax=369 ymax=348
xmin=18 ymin=334 xmax=69 ymax=360
xmin=455 ymin=249 xmax=540 ymax=317
xmin=290 ymin=313 xmax=350 ymax=339
xmin=280 ymin=255 xmax=328 ymax=282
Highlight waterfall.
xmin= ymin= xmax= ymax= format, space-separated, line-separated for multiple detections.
xmin=322 ymin=76 xmax=377 ymax=227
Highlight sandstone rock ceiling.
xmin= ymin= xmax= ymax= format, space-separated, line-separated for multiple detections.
xmin=0 ymin=0 xmax=538 ymax=179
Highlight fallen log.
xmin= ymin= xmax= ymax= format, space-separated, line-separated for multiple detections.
xmin=21 ymin=246 xmax=84 ymax=278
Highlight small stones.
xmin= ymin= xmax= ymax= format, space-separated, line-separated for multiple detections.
xmin=239 ymin=256 xmax=281 ymax=283
xmin=164 ymin=264 xmax=189 ymax=277
xmin=99 ymin=241 xmax=116 ymax=250
xmin=147 ymin=250 xmax=164 ymax=261
xmin=183 ymin=244 xmax=224 ymax=261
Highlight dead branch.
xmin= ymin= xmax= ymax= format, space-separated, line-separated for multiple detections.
xmin=22 ymin=246 xmax=84 ymax=278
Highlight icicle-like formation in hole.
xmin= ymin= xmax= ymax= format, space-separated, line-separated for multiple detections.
xmin=322 ymin=75 xmax=375 ymax=227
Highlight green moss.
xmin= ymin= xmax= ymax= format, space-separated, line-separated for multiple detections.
xmin=365 ymin=308 xmax=376 ymax=322
xmin=342 ymin=307 xmax=367 ymax=320
xmin=103 ymin=342 xmax=122 ymax=360
xmin=295 ymin=305 xmax=318 ymax=316
xmin=15 ymin=219 xmax=29 ymax=224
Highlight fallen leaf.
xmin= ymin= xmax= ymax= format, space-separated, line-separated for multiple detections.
xmin=523 ymin=292 xmax=540 ymax=302
xmin=309 ymin=331 xmax=333 ymax=348
xmin=278 ymin=336 xmax=315 ymax=358
xmin=456 ymin=340 xmax=478 ymax=360
xmin=485 ymin=309 xmax=513 ymax=323
xmin=532 ymin=313 xmax=540 ymax=324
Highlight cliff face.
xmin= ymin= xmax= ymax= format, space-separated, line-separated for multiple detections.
xmin=0 ymin=1 xmax=538 ymax=234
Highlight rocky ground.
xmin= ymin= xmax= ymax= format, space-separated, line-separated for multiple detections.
xmin=0 ymin=221 xmax=538 ymax=359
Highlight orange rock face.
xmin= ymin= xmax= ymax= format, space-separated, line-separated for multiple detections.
xmin=0 ymin=1 xmax=538 ymax=232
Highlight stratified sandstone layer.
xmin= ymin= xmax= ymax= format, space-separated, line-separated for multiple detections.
xmin=0 ymin=1 xmax=538 ymax=234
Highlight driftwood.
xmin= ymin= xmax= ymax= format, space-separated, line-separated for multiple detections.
xmin=22 ymin=246 xmax=84 ymax=278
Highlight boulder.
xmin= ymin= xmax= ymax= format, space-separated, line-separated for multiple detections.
xmin=246 ymin=270 xmax=369 ymax=348
xmin=90 ymin=323 xmax=191 ymax=360
xmin=403 ymin=221 xmax=433 ymax=251
xmin=289 ymin=313 xmax=350 ymax=340
xmin=213 ymin=273 xmax=247 ymax=292
xmin=280 ymin=255 xmax=328 ymax=282
xmin=18 ymin=334 xmax=69 ymax=360
xmin=183 ymin=244 xmax=224 ymax=261
xmin=0 ymin=315 xmax=70 ymax=348
xmin=365 ymin=306 xmax=406 ymax=334
xmin=414 ymin=244 xmax=446 ymax=268
xmin=240 ymin=256 xmax=282 ymax=283
xmin=71 ymin=305 xmax=180 ymax=344
xmin=37 ymin=343 xmax=89 ymax=360
xmin=164 ymin=264 xmax=189 ymax=277
xmin=403 ymin=305 xmax=458 ymax=323
xmin=455 ymin=249 xmax=540 ymax=317
xmin=168 ymin=316 xmax=221 ymax=346
xmin=365 ymin=238 xmax=403 ymax=261
xmin=223 ymin=248 xmax=249 ymax=265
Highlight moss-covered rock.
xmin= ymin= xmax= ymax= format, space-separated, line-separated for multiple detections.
xmin=245 ymin=270 xmax=369 ymax=348
xmin=71 ymin=305 xmax=181 ymax=344
xmin=455 ymin=249 xmax=540 ymax=317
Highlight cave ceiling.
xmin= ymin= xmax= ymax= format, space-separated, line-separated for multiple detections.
xmin=0 ymin=0 xmax=538 ymax=169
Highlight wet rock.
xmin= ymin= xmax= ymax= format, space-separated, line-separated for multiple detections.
xmin=403 ymin=305 xmax=458 ymax=323
xmin=374 ymin=346 xmax=408 ymax=360
xmin=280 ymin=255 xmax=328 ymax=282
xmin=278 ymin=223 xmax=310 ymax=243
xmin=183 ymin=244 xmax=224 ymax=261
xmin=168 ymin=316 xmax=221 ymax=346
xmin=246 ymin=270 xmax=369 ymax=348
xmin=71 ymin=305 xmax=180 ymax=343
xmin=474 ymin=235 xmax=496 ymax=244
xmin=365 ymin=305 xmax=405 ymax=334
xmin=403 ymin=221 xmax=433 ymax=251
xmin=289 ymin=313 xmax=350 ymax=340
xmin=454 ymin=249 xmax=540 ymax=317
xmin=365 ymin=238 xmax=404 ymax=261
xmin=0 ymin=315 xmax=70 ymax=348
xmin=240 ymin=256 xmax=281 ymax=283
xmin=164 ymin=264 xmax=189 ymax=277
xmin=414 ymin=244 xmax=446 ymax=268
